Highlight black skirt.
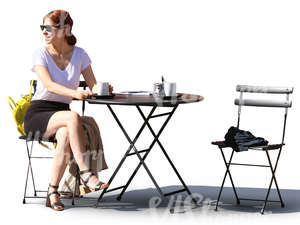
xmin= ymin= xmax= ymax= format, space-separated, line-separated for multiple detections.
xmin=24 ymin=100 xmax=70 ymax=137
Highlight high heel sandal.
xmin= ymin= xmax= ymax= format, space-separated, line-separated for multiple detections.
xmin=46 ymin=184 xmax=64 ymax=211
xmin=79 ymin=169 xmax=109 ymax=194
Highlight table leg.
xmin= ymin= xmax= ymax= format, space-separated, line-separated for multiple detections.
xmin=116 ymin=105 xmax=178 ymax=201
xmin=96 ymin=104 xmax=196 ymax=211
xmin=96 ymin=105 xmax=162 ymax=206
xmin=136 ymin=105 xmax=198 ymax=205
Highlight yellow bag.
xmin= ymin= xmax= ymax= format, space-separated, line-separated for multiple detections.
xmin=8 ymin=80 xmax=56 ymax=149
xmin=8 ymin=80 xmax=34 ymax=136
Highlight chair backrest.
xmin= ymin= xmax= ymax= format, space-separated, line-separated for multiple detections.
xmin=234 ymin=85 xmax=293 ymax=144
xmin=31 ymin=80 xmax=88 ymax=115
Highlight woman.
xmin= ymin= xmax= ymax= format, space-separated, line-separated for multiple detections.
xmin=24 ymin=10 xmax=110 ymax=211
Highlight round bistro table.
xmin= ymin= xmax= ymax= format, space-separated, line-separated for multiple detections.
xmin=86 ymin=93 xmax=204 ymax=209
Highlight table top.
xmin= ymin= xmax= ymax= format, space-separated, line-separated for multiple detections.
xmin=87 ymin=93 xmax=203 ymax=107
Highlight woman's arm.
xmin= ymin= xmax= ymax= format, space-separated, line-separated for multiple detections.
xmin=82 ymin=65 xmax=113 ymax=94
xmin=81 ymin=65 xmax=96 ymax=91
xmin=34 ymin=65 xmax=92 ymax=100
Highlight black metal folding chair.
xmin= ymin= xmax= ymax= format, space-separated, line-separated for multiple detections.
xmin=21 ymin=80 xmax=88 ymax=205
xmin=212 ymin=85 xmax=293 ymax=214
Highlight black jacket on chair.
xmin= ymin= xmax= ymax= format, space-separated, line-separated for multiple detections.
xmin=224 ymin=126 xmax=269 ymax=152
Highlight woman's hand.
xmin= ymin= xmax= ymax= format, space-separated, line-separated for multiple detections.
xmin=72 ymin=90 xmax=93 ymax=100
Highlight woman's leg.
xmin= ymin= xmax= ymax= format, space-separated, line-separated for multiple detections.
xmin=48 ymin=127 xmax=72 ymax=210
xmin=43 ymin=110 xmax=108 ymax=190
xmin=44 ymin=111 xmax=88 ymax=169
xmin=50 ymin=127 xmax=72 ymax=186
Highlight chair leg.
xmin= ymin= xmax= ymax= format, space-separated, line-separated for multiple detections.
xmin=215 ymin=171 xmax=227 ymax=211
xmin=223 ymin=151 xmax=240 ymax=205
xmin=23 ymin=140 xmax=37 ymax=203
xmin=23 ymin=152 xmax=30 ymax=203
xmin=28 ymin=141 xmax=37 ymax=196
xmin=270 ymin=150 xmax=285 ymax=208
xmin=215 ymin=148 xmax=239 ymax=211
xmin=261 ymin=150 xmax=284 ymax=214
xmin=72 ymin=165 xmax=80 ymax=205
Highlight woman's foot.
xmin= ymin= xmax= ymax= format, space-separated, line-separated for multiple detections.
xmin=80 ymin=169 xmax=109 ymax=192
xmin=46 ymin=184 xmax=64 ymax=211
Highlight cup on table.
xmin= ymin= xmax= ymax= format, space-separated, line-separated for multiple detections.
xmin=92 ymin=82 xmax=110 ymax=96
xmin=163 ymin=82 xmax=176 ymax=96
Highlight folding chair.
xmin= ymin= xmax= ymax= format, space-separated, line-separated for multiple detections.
xmin=212 ymin=85 xmax=293 ymax=214
xmin=21 ymin=80 xmax=88 ymax=205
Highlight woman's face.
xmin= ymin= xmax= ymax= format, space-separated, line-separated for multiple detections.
xmin=42 ymin=17 xmax=66 ymax=44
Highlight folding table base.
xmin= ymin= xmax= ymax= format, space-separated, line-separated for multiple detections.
xmin=214 ymin=146 xmax=284 ymax=214
xmin=95 ymin=105 xmax=198 ymax=211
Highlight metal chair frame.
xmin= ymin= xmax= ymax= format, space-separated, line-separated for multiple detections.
xmin=212 ymin=85 xmax=293 ymax=214
xmin=21 ymin=80 xmax=87 ymax=206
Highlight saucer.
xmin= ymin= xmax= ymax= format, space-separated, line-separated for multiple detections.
xmin=91 ymin=93 xmax=115 ymax=99
xmin=156 ymin=93 xmax=183 ymax=100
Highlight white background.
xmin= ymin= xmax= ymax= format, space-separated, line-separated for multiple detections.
xmin=1 ymin=0 xmax=299 ymax=224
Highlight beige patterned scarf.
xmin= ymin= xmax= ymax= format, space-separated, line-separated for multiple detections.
xmin=59 ymin=116 xmax=108 ymax=196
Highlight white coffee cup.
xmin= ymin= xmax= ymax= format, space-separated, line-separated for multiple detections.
xmin=163 ymin=82 xmax=176 ymax=96
xmin=93 ymin=82 xmax=109 ymax=95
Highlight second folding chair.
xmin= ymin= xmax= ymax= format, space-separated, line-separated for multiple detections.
xmin=212 ymin=85 xmax=293 ymax=214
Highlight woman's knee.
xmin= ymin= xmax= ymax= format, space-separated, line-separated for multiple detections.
xmin=66 ymin=111 xmax=82 ymax=127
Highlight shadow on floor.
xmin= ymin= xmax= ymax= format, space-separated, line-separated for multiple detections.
xmin=26 ymin=185 xmax=300 ymax=214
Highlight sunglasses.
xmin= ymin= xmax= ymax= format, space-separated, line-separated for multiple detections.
xmin=40 ymin=24 xmax=64 ymax=32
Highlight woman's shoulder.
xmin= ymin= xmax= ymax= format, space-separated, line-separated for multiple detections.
xmin=74 ymin=46 xmax=89 ymax=55
xmin=32 ymin=46 xmax=48 ymax=60
xmin=73 ymin=46 xmax=91 ymax=62
xmin=32 ymin=46 xmax=47 ymax=56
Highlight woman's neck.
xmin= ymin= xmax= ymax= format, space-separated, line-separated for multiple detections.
xmin=47 ymin=41 xmax=73 ymax=56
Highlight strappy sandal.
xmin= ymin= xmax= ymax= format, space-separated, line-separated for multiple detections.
xmin=79 ymin=169 xmax=109 ymax=193
xmin=46 ymin=184 xmax=64 ymax=211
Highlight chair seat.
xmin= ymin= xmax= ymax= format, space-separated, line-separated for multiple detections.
xmin=19 ymin=135 xmax=57 ymax=143
xmin=212 ymin=141 xmax=284 ymax=151
xmin=249 ymin=144 xmax=284 ymax=151
xmin=211 ymin=141 xmax=230 ymax=148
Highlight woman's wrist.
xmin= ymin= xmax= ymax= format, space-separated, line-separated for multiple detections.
xmin=70 ymin=90 xmax=78 ymax=99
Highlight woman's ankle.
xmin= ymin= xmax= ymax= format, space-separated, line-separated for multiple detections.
xmin=48 ymin=183 xmax=59 ymax=191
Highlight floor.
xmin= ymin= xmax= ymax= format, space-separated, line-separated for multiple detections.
xmin=6 ymin=185 xmax=300 ymax=225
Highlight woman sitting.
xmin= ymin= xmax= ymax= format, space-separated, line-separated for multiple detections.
xmin=24 ymin=9 xmax=111 ymax=211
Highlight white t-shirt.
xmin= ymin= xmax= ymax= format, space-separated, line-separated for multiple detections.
xmin=31 ymin=46 xmax=91 ymax=104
